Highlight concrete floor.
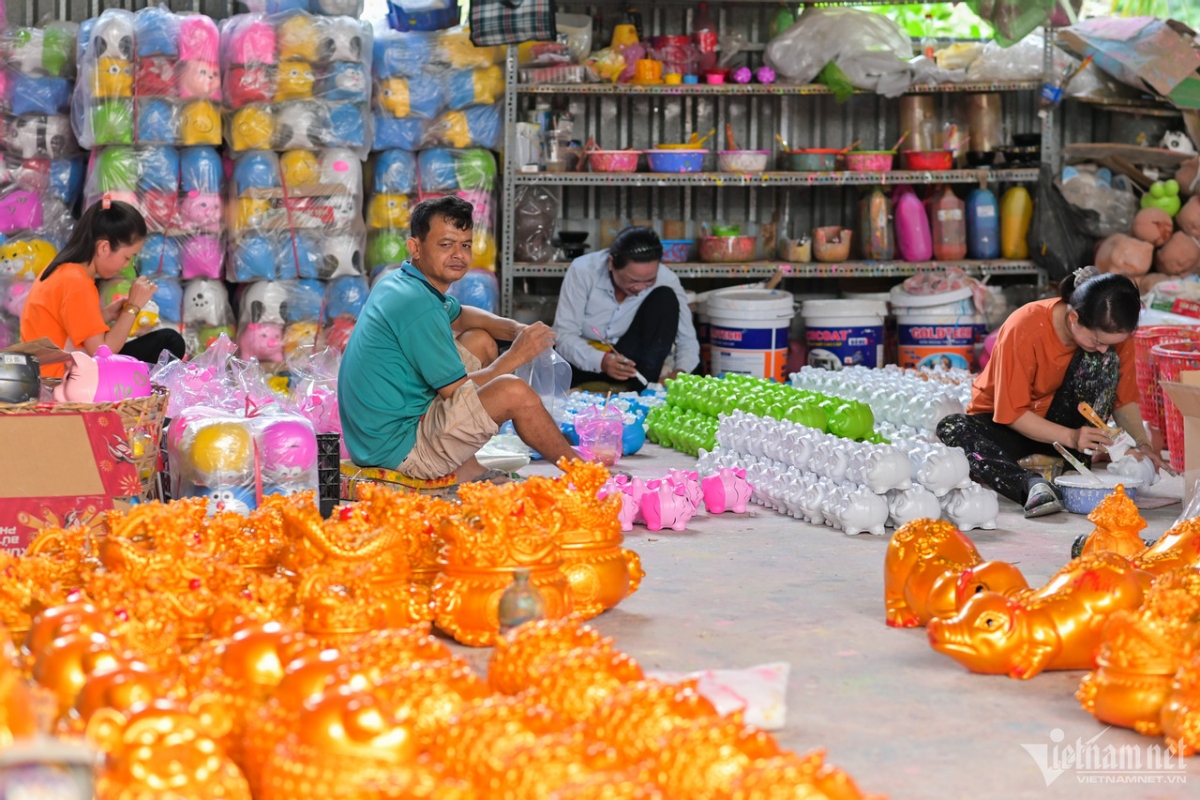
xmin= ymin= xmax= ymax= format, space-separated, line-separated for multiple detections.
xmin=455 ymin=444 xmax=1200 ymax=799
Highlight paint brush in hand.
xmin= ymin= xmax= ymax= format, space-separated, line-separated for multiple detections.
xmin=1077 ymin=401 xmax=1136 ymax=461
xmin=590 ymin=326 xmax=649 ymax=385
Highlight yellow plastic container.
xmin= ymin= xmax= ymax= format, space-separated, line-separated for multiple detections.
xmin=1000 ymin=186 xmax=1033 ymax=260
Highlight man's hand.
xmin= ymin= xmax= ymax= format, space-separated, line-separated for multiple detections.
xmin=602 ymin=350 xmax=638 ymax=381
xmin=506 ymin=321 xmax=556 ymax=366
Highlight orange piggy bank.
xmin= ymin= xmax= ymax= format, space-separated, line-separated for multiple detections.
xmin=928 ymin=552 xmax=1148 ymax=679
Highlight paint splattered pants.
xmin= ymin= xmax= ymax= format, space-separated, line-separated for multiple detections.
xmin=936 ymin=348 xmax=1120 ymax=504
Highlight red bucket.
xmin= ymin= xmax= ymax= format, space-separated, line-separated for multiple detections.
xmin=1151 ymin=340 xmax=1200 ymax=471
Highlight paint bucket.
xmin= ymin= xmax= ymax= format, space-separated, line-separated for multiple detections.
xmin=802 ymin=299 xmax=886 ymax=370
xmin=843 ymin=291 xmax=897 ymax=364
xmin=707 ymin=289 xmax=795 ymax=381
xmin=890 ymin=285 xmax=980 ymax=370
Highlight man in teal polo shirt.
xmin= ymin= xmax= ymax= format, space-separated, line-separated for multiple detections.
xmin=338 ymin=196 xmax=576 ymax=481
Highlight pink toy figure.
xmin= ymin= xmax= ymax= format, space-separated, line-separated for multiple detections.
xmin=260 ymin=418 xmax=317 ymax=480
xmin=177 ymin=60 xmax=220 ymax=100
xmin=228 ymin=18 xmax=276 ymax=65
xmin=613 ymin=474 xmax=648 ymax=525
xmin=181 ymin=234 xmax=223 ymax=279
xmin=598 ymin=486 xmax=637 ymax=532
xmin=665 ymin=469 xmax=703 ymax=509
xmin=180 ymin=191 xmax=221 ymax=230
xmin=0 ymin=190 xmax=43 ymax=234
xmin=238 ymin=322 xmax=284 ymax=363
xmin=53 ymin=345 xmax=152 ymax=403
xmin=178 ymin=16 xmax=219 ymax=63
xmin=3 ymin=280 xmax=31 ymax=317
xmin=640 ymin=479 xmax=697 ymax=532
xmin=701 ymin=467 xmax=754 ymax=514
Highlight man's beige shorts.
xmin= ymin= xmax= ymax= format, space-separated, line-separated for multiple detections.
xmin=397 ymin=340 xmax=498 ymax=479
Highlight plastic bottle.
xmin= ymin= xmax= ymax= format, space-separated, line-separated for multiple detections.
xmin=769 ymin=4 xmax=795 ymax=39
xmin=966 ymin=187 xmax=1000 ymax=259
xmin=1000 ymin=186 xmax=1034 ymax=259
xmin=858 ymin=186 xmax=894 ymax=260
xmin=921 ymin=13 xmax=936 ymax=60
xmin=693 ymin=2 xmax=718 ymax=73
xmin=930 ymin=185 xmax=967 ymax=261
xmin=894 ymin=186 xmax=933 ymax=262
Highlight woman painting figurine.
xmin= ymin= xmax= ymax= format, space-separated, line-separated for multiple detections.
xmin=938 ymin=267 xmax=1169 ymax=518
xmin=21 ymin=199 xmax=185 ymax=377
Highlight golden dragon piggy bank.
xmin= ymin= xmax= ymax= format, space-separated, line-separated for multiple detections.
xmin=1135 ymin=517 xmax=1200 ymax=575
xmin=1077 ymin=567 xmax=1200 ymax=736
xmin=884 ymin=518 xmax=1026 ymax=627
xmin=927 ymin=552 xmax=1147 ymax=679
xmin=1162 ymin=647 xmax=1200 ymax=757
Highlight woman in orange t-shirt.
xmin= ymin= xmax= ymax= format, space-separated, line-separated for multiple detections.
xmin=937 ymin=267 xmax=1167 ymax=518
xmin=21 ymin=199 xmax=185 ymax=377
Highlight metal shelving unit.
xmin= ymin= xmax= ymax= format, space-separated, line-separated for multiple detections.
xmin=511 ymin=259 xmax=1041 ymax=279
xmin=500 ymin=3 xmax=1054 ymax=317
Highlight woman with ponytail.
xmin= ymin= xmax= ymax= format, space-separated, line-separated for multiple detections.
xmin=937 ymin=266 xmax=1168 ymax=518
xmin=20 ymin=199 xmax=185 ymax=377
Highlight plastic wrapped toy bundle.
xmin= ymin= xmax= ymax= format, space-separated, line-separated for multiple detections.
xmin=240 ymin=0 xmax=365 ymax=17
xmin=219 ymin=10 xmax=372 ymax=156
xmin=319 ymin=273 xmax=367 ymax=352
xmin=227 ymin=147 xmax=362 ymax=236
xmin=84 ymin=145 xmax=225 ymax=280
xmin=167 ymin=405 xmax=319 ymax=513
xmin=233 ymin=278 xmax=326 ymax=364
xmin=287 ymin=343 xmax=345 ymax=456
xmin=0 ymin=274 xmax=33 ymax=348
xmin=0 ymin=178 xmax=76 ymax=245
xmin=1 ymin=20 xmax=80 ymax=161
xmin=72 ymin=8 xmax=223 ymax=148
xmin=181 ymin=277 xmax=236 ymax=355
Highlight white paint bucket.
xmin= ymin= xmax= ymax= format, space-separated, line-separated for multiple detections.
xmin=802 ymin=299 xmax=887 ymax=369
xmin=707 ymin=289 xmax=795 ymax=382
xmin=890 ymin=285 xmax=980 ymax=370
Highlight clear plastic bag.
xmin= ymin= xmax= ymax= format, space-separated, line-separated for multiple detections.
xmin=0 ymin=181 xmax=74 ymax=244
xmin=574 ymin=403 xmax=625 ymax=466
xmin=513 ymin=185 xmax=560 ymax=263
xmin=72 ymin=8 xmax=223 ymax=148
xmin=965 ymin=30 xmax=1056 ymax=83
xmin=181 ymin=277 xmax=237 ymax=354
xmin=320 ymin=273 xmax=368 ymax=352
xmin=240 ymin=0 xmax=365 ymax=17
xmin=288 ymin=343 xmax=343 ymax=435
xmin=1 ymin=112 xmax=77 ymax=159
xmin=514 ymin=346 xmax=571 ymax=420
xmin=764 ymin=7 xmax=912 ymax=85
xmin=1 ymin=21 xmax=79 ymax=79
xmin=228 ymin=147 xmax=363 ymax=239
xmin=1059 ymin=167 xmax=1139 ymax=238
xmin=0 ymin=275 xmax=32 ymax=348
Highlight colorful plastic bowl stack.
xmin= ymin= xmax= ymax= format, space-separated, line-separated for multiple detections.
xmin=660 ymin=239 xmax=694 ymax=263
xmin=588 ymin=150 xmax=641 ymax=173
xmin=646 ymin=149 xmax=706 ymax=173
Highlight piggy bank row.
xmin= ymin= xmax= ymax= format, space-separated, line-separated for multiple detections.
xmin=167 ymin=410 xmax=319 ymax=512
xmin=369 ymin=147 xmax=496 ymax=194
xmin=224 ymin=60 xmax=369 ymax=110
xmin=229 ymin=147 xmax=364 ymax=237
xmin=74 ymin=97 xmax=223 ymax=148
xmin=372 ymin=26 xmax=504 ymax=80
xmin=219 ymin=12 xmax=371 ymax=69
xmin=85 ymin=146 xmax=223 ymax=234
xmin=229 ymin=229 xmax=365 ymax=282
xmin=373 ymin=67 xmax=503 ymax=121
xmin=227 ymin=100 xmax=369 ymax=156
xmin=363 ymin=215 xmax=496 ymax=273
xmin=1 ymin=22 xmax=79 ymax=79
xmin=373 ymin=104 xmax=500 ymax=152
xmin=365 ymin=186 xmax=494 ymax=231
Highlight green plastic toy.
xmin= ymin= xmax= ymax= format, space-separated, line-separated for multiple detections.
xmin=92 ymin=101 xmax=134 ymax=145
xmin=1141 ymin=180 xmax=1182 ymax=217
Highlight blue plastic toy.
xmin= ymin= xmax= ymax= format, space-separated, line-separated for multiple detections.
xmin=233 ymin=233 xmax=278 ymax=281
xmin=136 ymin=98 xmax=178 ymax=143
xmin=446 ymin=269 xmax=498 ymax=313
xmin=327 ymin=103 xmax=365 ymax=149
xmin=417 ymin=148 xmax=457 ymax=192
xmin=622 ymin=416 xmax=646 ymax=456
xmin=153 ymin=278 xmax=184 ymax=323
xmin=233 ymin=152 xmax=279 ymax=193
xmin=135 ymin=6 xmax=179 ymax=58
xmin=180 ymin=146 xmax=222 ymax=193
xmin=11 ymin=76 xmax=71 ymax=115
xmin=463 ymin=103 xmax=501 ymax=149
xmin=137 ymin=234 xmax=182 ymax=277
xmin=324 ymin=275 xmax=368 ymax=322
xmin=373 ymin=150 xmax=416 ymax=194
xmin=279 ymin=231 xmax=321 ymax=279
xmin=287 ymin=278 xmax=325 ymax=322
xmin=373 ymin=114 xmax=423 ymax=151
xmin=321 ymin=63 xmax=368 ymax=102
xmin=138 ymin=146 xmax=181 ymax=193
xmin=372 ymin=31 xmax=430 ymax=79
xmin=188 ymin=484 xmax=258 ymax=513
xmin=48 ymin=158 xmax=84 ymax=206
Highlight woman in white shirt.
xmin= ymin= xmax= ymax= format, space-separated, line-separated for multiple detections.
xmin=552 ymin=227 xmax=700 ymax=388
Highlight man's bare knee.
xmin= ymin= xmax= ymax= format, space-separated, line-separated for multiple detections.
xmin=459 ymin=328 xmax=499 ymax=367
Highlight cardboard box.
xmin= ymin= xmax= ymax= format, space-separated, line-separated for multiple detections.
xmin=1161 ymin=377 xmax=1200 ymax=508
xmin=1058 ymin=18 xmax=1200 ymax=109
xmin=0 ymin=411 xmax=140 ymax=555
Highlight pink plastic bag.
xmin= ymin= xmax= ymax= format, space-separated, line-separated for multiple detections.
xmin=574 ymin=404 xmax=624 ymax=466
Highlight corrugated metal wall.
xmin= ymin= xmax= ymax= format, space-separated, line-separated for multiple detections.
xmin=5 ymin=0 xmax=234 ymax=25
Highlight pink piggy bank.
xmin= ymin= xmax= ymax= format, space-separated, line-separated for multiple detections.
xmin=238 ymin=322 xmax=284 ymax=363
xmin=177 ymin=60 xmax=220 ymax=100
xmin=613 ymin=474 xmax=648 ymax=525
xmin=180 ymin=191 xmax=221 ymax=230
xmin=181 ymin=234 xmax=223 ymax=279
xmin=665 ymin=468 xmax=703 ymax=509
xmin=53 ymin=345 xmax=152 ymax=403
xmin=701 ymin=467 xmax=753 ymax=514
xmin=228 ymin=19 xmax=276 ymax=65
xmin=260 ymin=418 xmax=317 ymax=480
xmin=178 ymin=16 xmax=219 ymax=62
xmin=598 ymin=486 xmax=638 ymax=532
xmin=639 ymin=478 xmax=697 ymax=532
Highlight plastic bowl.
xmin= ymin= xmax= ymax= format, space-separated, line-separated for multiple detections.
xmin=699 ymin=235 xmax=756 ymax=262
xmin=787 ymin=150 xmax=840 ymax=171
xmin=903 ymin=150 xmax=954 ymax=170
xmin=660 ymin=239 xmax=694 ymax=263
xmin=845 ymin=151 xmax=895 ymax=171
xmin=1054 ymin=474 xmax=1143 ymax=515
xmin=589 ymin=150 xmax=641 ymax=173
xmin=717 ymin=150 xmax=770 ymax=173
xmin=646 ymin=149 xmax=707 ymax=173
